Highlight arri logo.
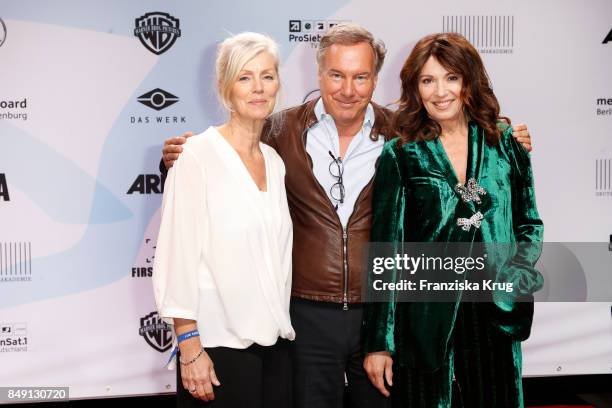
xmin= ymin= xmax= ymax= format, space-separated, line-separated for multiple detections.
xmin=137 ymin=88 xmax=179 ymax=111
xmin=139 ymin=311 xmax=172 ymax=352
xmin=0 ymin=18 xmax=6 ymax=48
xmin=0 ymin=173 xmax=9 ymax=201
xmin=127 ymin=174 xmax=166 ymax=194
xmin=603 ymin=28 xmax=612 ymax=44
xmin=134 ymin=12 xmax=181 ymax=55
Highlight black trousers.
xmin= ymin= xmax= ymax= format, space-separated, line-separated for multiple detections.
xmin=176 ymin=339 xmax=292 ymax=408
xmin=391 ymin=303 xmax=524 ymax=408
xmin=290 ymin=298 xmax=390 ymax=408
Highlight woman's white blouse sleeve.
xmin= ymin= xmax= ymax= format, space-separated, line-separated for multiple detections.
xmin=152 ymin=147 xmax=206 ymax=324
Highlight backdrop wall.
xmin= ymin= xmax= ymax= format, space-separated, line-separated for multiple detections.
xmin=0 ymin=0 xmax=610 ymax=400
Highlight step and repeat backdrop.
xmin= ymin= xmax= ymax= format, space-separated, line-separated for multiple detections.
xmin=0 ymin=0 xmax=610 ymax=400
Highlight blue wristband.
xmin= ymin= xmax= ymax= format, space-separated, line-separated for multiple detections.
xmin=166 ymin=329 xmax=201 ymax=367
xmin=177 ymin=329 xmax=199 ymax=343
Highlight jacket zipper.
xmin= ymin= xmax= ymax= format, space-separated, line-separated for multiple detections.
xmin=342 ymin=227 xmax=349 ymax=310
xmin=341 ymin=178 xmax=374 ymax=311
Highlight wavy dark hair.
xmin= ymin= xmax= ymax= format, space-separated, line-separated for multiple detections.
xmin=393 ymin=32 xmax=509 ymax=145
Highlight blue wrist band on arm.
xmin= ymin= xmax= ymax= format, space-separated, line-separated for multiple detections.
xmin=177 ymin=329 xmax=199 ymax=343
xmin=166 ymin=329 xmax=200 ymax=367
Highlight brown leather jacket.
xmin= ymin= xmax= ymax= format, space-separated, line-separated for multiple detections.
xmin=262 ymin=99 xmax=393 ymax=307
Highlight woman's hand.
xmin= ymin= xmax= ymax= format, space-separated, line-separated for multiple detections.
xmin=174 ymin=319 xmax=220 ymax=401
xmin=363 ymin=351 xmax=393 ymax=397
xmin=180 ymin=347 xmax=221 ymax=401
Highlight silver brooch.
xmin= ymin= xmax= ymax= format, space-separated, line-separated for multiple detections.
xmin=456 ymin=211 xmax=484 ymax=231
xmin=455 ymin=178 xmax=487 ymax=204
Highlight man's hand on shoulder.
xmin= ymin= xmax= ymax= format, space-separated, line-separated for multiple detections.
xmin=163 ymin=131 xmax=194 ymax=169
xmin=511 ymin=123 xmax=532 ymax=152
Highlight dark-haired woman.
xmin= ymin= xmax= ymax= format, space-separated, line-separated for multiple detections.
xmin=362 ymin=33 xmax=543 ymax=407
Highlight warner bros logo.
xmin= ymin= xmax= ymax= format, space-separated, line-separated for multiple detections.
xmin=139 ymin=311 xmax=173 ymax=352
xmin=134 ymin=12 xmax=181 ymax=55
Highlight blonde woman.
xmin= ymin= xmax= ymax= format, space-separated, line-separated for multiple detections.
xmin=153 ymin=32 xmax=294 ymax=407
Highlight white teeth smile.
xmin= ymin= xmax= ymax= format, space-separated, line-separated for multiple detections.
xmin=433 ymin=100 xmax=452 ymax=109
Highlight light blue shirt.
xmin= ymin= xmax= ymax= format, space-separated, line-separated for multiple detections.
xmin=306 ymin=99 xmax=386 ymax=227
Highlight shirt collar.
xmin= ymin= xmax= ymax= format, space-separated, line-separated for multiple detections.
xmin=314 ymin=98 xmax=375 ymax=129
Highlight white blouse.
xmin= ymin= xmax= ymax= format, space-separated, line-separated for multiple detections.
xmin=153 ymin=126 xmax=295 ymax=349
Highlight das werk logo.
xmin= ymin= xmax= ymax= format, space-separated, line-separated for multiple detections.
xmin=134 ymin=12 xmax=181 ymax=55
xmin=137 ymin=88 xmax=179 ymax=111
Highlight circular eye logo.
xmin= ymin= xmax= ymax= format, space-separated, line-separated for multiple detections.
xmin=137 ymin=88 xmax=179 ymax=111
xmin=0 ymin=19 xmax=6 ymax=48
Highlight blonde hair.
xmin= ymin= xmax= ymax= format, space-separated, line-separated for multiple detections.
xmin=215 ymin=32 xmax=280 ymax=110
xmin=317 ymin=23 xmax=387 ymax=74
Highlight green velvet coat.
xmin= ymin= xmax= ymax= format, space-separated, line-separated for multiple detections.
xmin=362 ymin=122 xmax=544 ymax=371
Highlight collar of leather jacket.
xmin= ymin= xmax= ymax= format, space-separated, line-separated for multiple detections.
xmin=285 ymin=98 xmax=394 ymax=143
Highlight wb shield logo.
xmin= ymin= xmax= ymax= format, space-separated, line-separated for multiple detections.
xmin=139 ymin=311 xmax=172 ymax=352
xmin=134 ymin=12 xmax=181 ymax=55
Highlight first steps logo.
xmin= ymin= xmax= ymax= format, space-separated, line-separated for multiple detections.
xmin=132 ymin=237 xmax=156 ymax=278
xmin=139 ymin=311 xmax=172 ymax=352
xmin=0 ymin=18 xmax=6 ymax=48
xmin=134 ymin=12 xmax=181 ymax=55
